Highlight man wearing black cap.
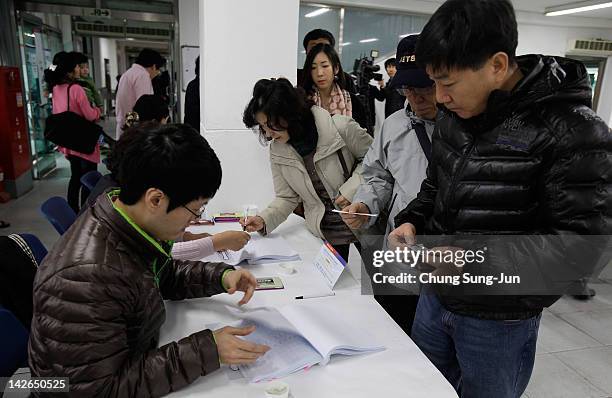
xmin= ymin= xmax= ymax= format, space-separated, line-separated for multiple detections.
xmin=389 ymin=0 xmax=612 ymax=397
xmin=339 ymin=34 xmax=436 ymax=334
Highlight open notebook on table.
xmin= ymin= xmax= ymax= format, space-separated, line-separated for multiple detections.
xmin=199 ymin=234 xmax=300 ymax=265
xmin=231 ymin=300 xmax=386 ymax=383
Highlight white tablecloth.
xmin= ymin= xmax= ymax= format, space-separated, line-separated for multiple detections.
xmin=160 ymin=215 xmax=457 ymax=397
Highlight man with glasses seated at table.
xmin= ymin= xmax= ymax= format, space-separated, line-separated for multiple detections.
xmin=29 ymin=124 xmax=270 ymax=397
xmin=340 ymin=34 xmax=437 ymax=335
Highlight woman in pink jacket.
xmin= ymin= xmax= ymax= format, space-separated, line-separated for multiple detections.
xmin=45 ymin=52 xmax=101 ymax=212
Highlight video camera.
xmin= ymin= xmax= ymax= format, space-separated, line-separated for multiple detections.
xmin=350 ymin=50 xmax=382 ymax=134
xmin=352 ymin=50 xmax=383 ymax=92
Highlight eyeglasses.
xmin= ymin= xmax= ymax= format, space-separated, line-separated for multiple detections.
xmin=182 ymin=204 xmax=206 ymax=219
xmin=396 ymin=86 xmax=434 ymax=97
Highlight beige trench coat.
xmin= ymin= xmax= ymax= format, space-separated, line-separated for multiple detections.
xmin=260 ymin=106 xmax=373 ymax=238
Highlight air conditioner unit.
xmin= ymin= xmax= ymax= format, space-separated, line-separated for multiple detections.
xmin=74 ymin=22 xmax=172 ymax=40
xmin=567 ymin=39 xmax=612 ymax=56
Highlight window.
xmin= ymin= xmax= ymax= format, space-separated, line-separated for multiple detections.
xmin=297 ymin=4 xmax=341 ymax=69
xmin=298 ymin=3 xmax=429 ymax=75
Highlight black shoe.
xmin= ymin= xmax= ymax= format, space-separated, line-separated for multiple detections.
xmin=572 ymin=287 xmax=596 ymax=301
xmin=0 ymin=220 xmax=10 ymax=228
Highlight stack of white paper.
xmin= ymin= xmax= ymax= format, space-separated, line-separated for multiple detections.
xmin=233 ymin=301 xmax=386 ymax=382
xmin=199 ymin=234 xmax=300 ymax=266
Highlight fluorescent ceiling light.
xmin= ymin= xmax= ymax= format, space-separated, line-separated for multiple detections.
xmin=545 ymin=0 xmax=612 ymax=16
xmin=340 ymin=42 xmax=352 ymax=46
xmin=399 ymin=32 xmax=420 ymax=38
xmin=359 ymin=38 xmax=378 ymax=43
xmin=305 ymin=8 xmax=330 ymax=18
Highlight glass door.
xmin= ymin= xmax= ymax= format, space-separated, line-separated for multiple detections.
xmin=18 ymin=13 xmax=57 ymax=178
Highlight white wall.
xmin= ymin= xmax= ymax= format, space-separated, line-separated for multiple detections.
xmin=516 ymin=25 xmax=612 ymax=124
xmin=178 ymin=0 xmax=199 ymax=122
xmin=199 ymin=0 xmax=300 ymax=214
xmin=517 ymin=25 xmax=612 ymax=56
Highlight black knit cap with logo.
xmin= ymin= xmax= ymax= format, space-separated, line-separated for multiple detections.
xmin=389 ymin=34 xmax=435 ymax=89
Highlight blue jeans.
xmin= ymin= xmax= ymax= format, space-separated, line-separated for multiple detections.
xmin=411 ymin=292 xmax=541 ymax=398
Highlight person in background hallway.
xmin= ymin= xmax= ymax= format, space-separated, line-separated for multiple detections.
xmin=340 ymin=34 xmax=436 ymax=335
xmin=115 ymin=48 xmax=166 ymax=138
xmin=153 ymin=70 xmax=171 ymax=106
xmin=73 ymin=52 xmax=103 ymax=110
xmin=301 ymin=43 xmax=369 ymax=134
xmin=29 ymin=123 xmax=269 ymax=396
xmin=81 ymin=94 xmax=171 ymax=215
xmin=298 ymin=29 xmax=356 ymax=94
xmin=240 ymin=78 xmax=372 ymax=260
xmin=44 ymin=51 xmax=101 ymax=213
xmin=124 ymin=94 xmax=170 ymax=129
xmin=184 ymin=56 xmax=200 ymax=130
xmin=374 ymin=58 xmax=407 ymax=118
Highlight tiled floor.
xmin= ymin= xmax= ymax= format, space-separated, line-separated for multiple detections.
xmin=2 ymin=154 xmax=612 ymax=398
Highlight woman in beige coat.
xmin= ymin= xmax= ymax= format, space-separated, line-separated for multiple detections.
xmin=240 ymin=78 xmax=373 ymax=260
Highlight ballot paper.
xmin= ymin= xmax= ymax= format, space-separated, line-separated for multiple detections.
xmin=199 ymin=234 xmax=300 ymax=265
xmin=232 ymin=300 xmax=386 ymax=383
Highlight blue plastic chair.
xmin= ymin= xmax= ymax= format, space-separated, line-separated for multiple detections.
xmin=40 ymin=197 xmax=77 ymax=235
xmin=19 ymin=234 xmax=48 ymax=266
xmin=0 ymin=306 xmax=29 ymax=377
xmin=80 ymin=170 xmax=103 ymax=191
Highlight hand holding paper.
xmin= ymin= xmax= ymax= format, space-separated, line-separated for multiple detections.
xmin=338 ymin=202 xmax=375 ymax=230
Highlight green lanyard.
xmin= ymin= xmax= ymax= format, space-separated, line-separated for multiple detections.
xmin=109 ymin=190 xmax=173 ymax=287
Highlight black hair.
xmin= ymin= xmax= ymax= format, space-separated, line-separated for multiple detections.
xmin=115 ymin=123 xmax=222 ymax=211
xmin=195 ymin=56 xmax=200 ymax=77
xmin=300 ymin=43 xmax=346 ymax=95
xmin=135 ymin=48 xmax=166 ymax=69
xmin=302 ymin=28 xmax=336 ymax=50
xmin=416 ymin=0 xmax=518 ymax=73
xmin=44 ymin=51 xmax=80 ymax=90
xmin=243 ymin=78 xmax=315 ymax=145
xmin=384 ymin=58 xmax=397 ymax=70
xmin=72 ymin=51 xmax=89 ymax=65
xmin=123 ymin=94 xmax=169 ymax=130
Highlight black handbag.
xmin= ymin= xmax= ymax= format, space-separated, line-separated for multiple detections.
xmin=44 ymin=84 xmax=104 ymax=154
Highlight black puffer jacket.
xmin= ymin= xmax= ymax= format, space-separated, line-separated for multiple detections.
xmin=29 ymin=192 xmax=234 ymax=397
xmin=395 ymin=55 xmax=612 ymax=319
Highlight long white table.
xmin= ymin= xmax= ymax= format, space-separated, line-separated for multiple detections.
xmin=160 ymin=215 xmax=457 ymax=397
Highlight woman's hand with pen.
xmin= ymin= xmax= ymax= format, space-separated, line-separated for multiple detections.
xmin=239 ymin=215 xmax=265 ymax=233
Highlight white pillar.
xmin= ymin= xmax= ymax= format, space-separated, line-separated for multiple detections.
xmin=199 ymin=0 xmax=299 ymax=213
xmin=59 ymin=15 xmax=73 ymax=51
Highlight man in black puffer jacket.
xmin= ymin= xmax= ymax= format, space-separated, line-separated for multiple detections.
xmin=389 ymin=1 xmax=612 ymax=397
